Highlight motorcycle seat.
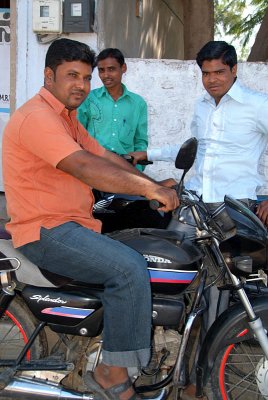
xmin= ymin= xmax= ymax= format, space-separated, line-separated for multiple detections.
xmin=0 ymin=239 xmax=71 ymax=288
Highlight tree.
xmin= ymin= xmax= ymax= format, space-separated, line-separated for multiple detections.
xmin=214 ymin=0 xmax=268 ymax=60
xmin=248 ymin=7 xmax=268 ymax=61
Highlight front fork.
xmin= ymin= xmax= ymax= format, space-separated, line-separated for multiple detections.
xmin=228 ymin=267 xmax=268 ymax=358
xmin=213 ymin=237 xmax=268 ymax=359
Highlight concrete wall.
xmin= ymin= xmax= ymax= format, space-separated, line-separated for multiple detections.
xmin=97 ymin=0 xmax=184 ymax=59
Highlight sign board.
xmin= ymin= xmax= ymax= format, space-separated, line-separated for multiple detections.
xmin=0 ymin=8 xmax=10 ymax=191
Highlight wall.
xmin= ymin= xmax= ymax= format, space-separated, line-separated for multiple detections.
xmin=97 ymin=0 xmax=184 ymax=59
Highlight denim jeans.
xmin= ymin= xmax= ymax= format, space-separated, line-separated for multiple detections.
xmin=18 ymin=222 xmax=151 ymax=368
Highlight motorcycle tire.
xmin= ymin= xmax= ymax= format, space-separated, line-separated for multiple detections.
xmin=0 ymin=295 xmax=48 ymax=362
xmin=209 ymin=319 xmax=268 ymax=400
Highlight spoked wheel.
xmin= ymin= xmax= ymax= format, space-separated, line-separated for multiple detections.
xmin=211 ymin=328 xmax=268 ymax=399
xmin=0 ymin=296 xmax=48 ymax=362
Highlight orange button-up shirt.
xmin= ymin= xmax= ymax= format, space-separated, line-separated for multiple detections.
xmin=3 ymin=87 xmax=105 ymax=247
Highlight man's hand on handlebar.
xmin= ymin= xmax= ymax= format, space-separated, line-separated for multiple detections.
xmin=128 ymin=151 xmax=148 ymax=166
xmin=158 ymin=178 xmax=177 ymax=188
xmin=145 ymin=185 xmax=179 ymax=212
xmin=256 ymin=200 xmax=268 ymax=226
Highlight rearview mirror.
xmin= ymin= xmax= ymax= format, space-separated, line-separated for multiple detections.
xmin=175 ymin=137 xmax=198 ymax=171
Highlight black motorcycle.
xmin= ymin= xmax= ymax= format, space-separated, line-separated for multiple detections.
xmin=0 ymin=138 xmax=268 ymax=399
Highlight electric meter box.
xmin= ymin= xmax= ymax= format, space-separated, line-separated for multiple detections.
xmin=32 ymin=0 xmax=62 ymax=33
xmin=63 ymin=0 xmax=94 ymax=33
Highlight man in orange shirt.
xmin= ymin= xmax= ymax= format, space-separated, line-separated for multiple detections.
xmin=2 ymin=38 xmax=178 ymax=400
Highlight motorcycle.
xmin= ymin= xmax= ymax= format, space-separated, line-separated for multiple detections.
xmin=0 ymin=138 xmax=268 ymax=399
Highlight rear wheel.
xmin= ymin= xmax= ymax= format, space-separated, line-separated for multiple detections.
xmin=0 ymin=296 xmax=48 ymax=362
xmin=210 ymin=328 xmax=268 ymax=399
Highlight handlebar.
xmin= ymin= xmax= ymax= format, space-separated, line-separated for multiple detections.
xmin=137 ymin=159 xmax=154 ymax=166
xmin=120 ymin=154 xmax=153 ymax=166
xmin=149 ymin=199 xmax=163 ymax=210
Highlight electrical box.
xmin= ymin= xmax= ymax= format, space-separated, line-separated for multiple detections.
xmin=63 ymin=0 xmax=94 ymax=33
xmin=32 ymin=0 xmax=62 ymax=33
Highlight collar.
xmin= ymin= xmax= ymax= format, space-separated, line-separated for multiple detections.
xmin=38 ymin=87 xmax=77 ymax=118
xmin=203 ymin=79 xmax=246 ymax=105
xmin=96 ymin=83 xmax=129 ymax=100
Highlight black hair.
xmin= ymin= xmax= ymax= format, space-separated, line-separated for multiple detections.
xmin=45 ymin=38 xmax=96 ymax=73
xmin=96 ymin=48 xmax=125 ymax=66
xmin=196 ymin=41 xmax=237 ymax=69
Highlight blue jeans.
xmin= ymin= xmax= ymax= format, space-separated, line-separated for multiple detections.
xmin=18 ymin=222 xmax=151 ymax=368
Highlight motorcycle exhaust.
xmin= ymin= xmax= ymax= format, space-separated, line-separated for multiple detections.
xmin=0 ymin=377 xmax=94 ymax=399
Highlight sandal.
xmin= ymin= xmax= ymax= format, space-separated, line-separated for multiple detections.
xmin=84 ymin=371 xmax=139 ymax=400
xmin=84 ymin=371 xmax=166 ymax=400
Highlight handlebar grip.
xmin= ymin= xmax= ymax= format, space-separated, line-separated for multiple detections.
xmin=137 ymin=160 xmax=153 ymax=166
xmin=149 ymin=199 xmax=164 ymax=210
xmin=120 ymin=154 xmax=134 ymax=164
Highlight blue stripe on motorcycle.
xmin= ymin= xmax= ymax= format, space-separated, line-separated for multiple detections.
xmin=148 ymin=269 xmax=197 ymax=284
xmin=41 ymin=307 xmax=94 ymax=318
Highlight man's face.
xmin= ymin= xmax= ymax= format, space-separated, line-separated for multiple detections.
xmin=97 ymin=57 xmax=126 ymax=90
xmin=44 ymin=60 xmax=92 ymax=110
xmin=201 ymin=59 xmax=237 ymax=104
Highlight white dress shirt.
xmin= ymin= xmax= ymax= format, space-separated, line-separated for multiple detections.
xmin=148 ymin=80 xmax=268 ymax=202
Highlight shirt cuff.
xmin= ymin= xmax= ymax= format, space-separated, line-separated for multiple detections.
xmin=147 ymin=148 xmax=162 ymax=161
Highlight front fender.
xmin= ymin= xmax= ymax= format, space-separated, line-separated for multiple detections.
xmin=196 ymin=295 xmax=268 ymax=389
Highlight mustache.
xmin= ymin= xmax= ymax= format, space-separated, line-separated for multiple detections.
xmin=71 ymin=90 xmax=86 ymax=95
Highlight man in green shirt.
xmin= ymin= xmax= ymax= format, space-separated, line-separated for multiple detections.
xmin=78 ymin=48 xmax=148 ymax=171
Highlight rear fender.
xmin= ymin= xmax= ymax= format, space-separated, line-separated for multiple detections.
xmin=196 ymin=295 xmax=268 ymax=387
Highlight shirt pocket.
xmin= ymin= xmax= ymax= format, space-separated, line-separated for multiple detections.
xmin=90 ymin=102 xmax=102 ymax=122
xmin=118 ymin=119 xmax=135 ymax=147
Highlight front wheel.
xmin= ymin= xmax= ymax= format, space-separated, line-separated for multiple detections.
xmin=210 ymin=326 xmax=268 ymax=399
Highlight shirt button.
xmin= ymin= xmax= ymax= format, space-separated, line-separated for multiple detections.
xmin=111 ymin=147 xmax=115 ymax=150
xmin=114 ymin=118 xmax=117 ymax=122
xmin=114 ymin=104 xmax=118 ymax=107
xmin=112 ymin=133 xmax=115 ymax=136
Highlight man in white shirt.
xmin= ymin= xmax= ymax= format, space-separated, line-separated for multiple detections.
xmin=130 ymin=41 xmax=268 ymax=225
xmin=131 ymin=42 xmax=268 ymax=399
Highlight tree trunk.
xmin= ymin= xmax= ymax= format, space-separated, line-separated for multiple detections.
xmin=248 ymin=8 xmax=268 ymax=62
xmin=183 ymin=0 xmax=214 ymax=60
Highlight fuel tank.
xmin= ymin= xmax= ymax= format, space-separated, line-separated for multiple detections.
xmin=109 ymin=228 xmax=202 ymax=294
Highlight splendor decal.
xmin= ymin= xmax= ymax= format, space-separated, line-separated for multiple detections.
xmin=30 ymin=294 xmax=68 ymax=304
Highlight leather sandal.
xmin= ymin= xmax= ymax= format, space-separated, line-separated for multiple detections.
xmin=84 ymin=371 xmax=138 ymax=400
xmin=84 ymin=372 xmax=166 ymax=400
